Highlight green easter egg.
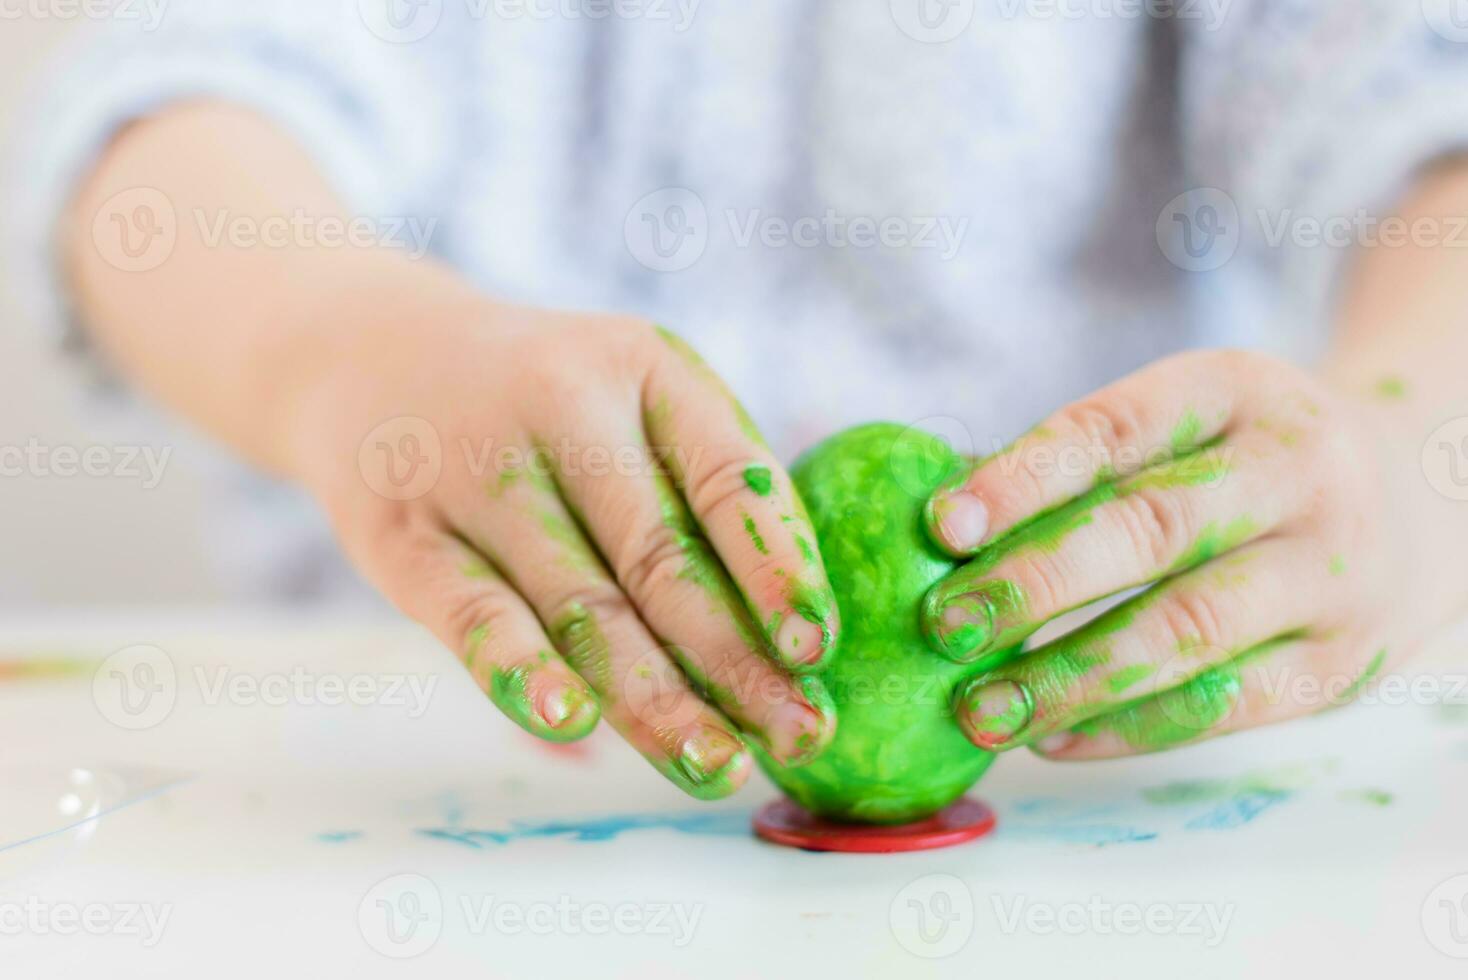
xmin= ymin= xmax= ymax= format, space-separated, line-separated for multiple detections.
xmin=756 ymin=422 xmax=1016 ymax=823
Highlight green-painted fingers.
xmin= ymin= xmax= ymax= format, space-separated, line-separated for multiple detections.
xmin=367 ymin=534 xmax=601 ymax=745
xmin=923 ymin=438 xmax=1289 ymax=664
xmin=950 ymin=536 xmax=1328 ymax=752
xmin=646 ymin=325 xmax=839 ymax=669
xmin=924 ymin=353 xmax=1246 ymax=559
xmin=1045 ymin=637 xmax=1388 ymax=759
xmin=449 ymin=458 xmax=755 ymax=800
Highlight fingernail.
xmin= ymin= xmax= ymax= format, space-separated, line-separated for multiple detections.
xmin=765 ymin=680 xmax=835 ymax=766
xmin=536 ymin=683 xmax=598 ymax=740
xmin=928 ymin=592 xmax=993 ymax=661
xmin=931 ymin=490 xmax=989 ymax=553
xmin=538 ymin=683 xmax=584 ymax=726
xmin=676 ymin=727 xmax=745 ymax=785
xmin=960 ymin=679 xmax=1033 ymax=750
xmin=776 ymin=615 xmax=828 ymax=667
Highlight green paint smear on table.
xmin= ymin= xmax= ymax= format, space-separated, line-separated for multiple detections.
xmin=1340 ymin=788 xmax=1393 ymax=807
xmin=1140 ymin=761 xmax=1332 ymax=806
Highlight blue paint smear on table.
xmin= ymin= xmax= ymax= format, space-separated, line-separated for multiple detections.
xmin=316 ymin=830 xmax=364 ymax=844
xmin=999 ymin=798 xmax=1160 ymax=847
xmin=1183 ymin=789 xmax=1290 ymax=831
xmin=417 ymin=810 xmax=752 ymax=848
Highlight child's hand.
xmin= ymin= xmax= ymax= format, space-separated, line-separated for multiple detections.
xmin=293 ymin=302 xmax=838 ymax=798
xmin=919 ymin=350 xmax=1405 ymax=758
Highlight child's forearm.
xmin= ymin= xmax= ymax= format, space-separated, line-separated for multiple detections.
xmin=1323 ymin=160 xmax=1468 ymax=628
xmin=63 ymin=100 xmax=481 ymax=478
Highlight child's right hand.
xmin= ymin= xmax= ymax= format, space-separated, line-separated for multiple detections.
xmin=290 ymin=297 xmax=839 ymax=799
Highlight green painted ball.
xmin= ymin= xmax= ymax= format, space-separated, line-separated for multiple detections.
xmin=755 ymin=422 xmax=1014 ymax=824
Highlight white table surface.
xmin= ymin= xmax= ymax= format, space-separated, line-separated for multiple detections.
xmin=3 ymin=610 xmax=1468 ymax=979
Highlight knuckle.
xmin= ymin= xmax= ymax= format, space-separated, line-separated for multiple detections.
xmin=1008 ymin=552 xmax=1070 ymax=621
xmin=618 ymin=529 xmax=697 ymax=600
xmin=1113 ymin=487 xmax=1193 ymax=570
xmin=972 ymin=452 xmax=1051 ymax=526
xmin=1158 ymin=587 xmax=1232 ymax=654
xmin=442 ymin=589 xmax=518 ymax=664
xmin=686 ymin=453 xmax=761 ymax=524
xmin=545 ymin=584 xmax=635 ymax=641
xmin=1057 ymin=397 xmax=1146 ymax=458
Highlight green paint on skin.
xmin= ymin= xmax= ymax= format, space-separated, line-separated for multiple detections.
xmin=487 ymin=662 xmax=597 ymax=743
xmin=645 ymin=394 xmax=673 ymax=434
xmin=794 ymin=533 xmax=818 ymax=567
xmin=962 ymin=682 xmax=1033 ymax=743
xmin=487 ymin=465 xmax=522 ymax=499
xmin=537 ymin=510 xmax=603 ymax=573
xmin=1374 ymin=376 xmax=1408 ymax=401
xmin=742 ymin=464 xmax=773 ymax=496
xmin=461 ymin=556 xmax=497 ymax=580
xmin=1329 ymin=554 xmax=1347 ymax=577
xmin=1072 ymin=659 xmax=1243 ymax=752
xmin=755 ymin=423 xmax=1021 ymax=823
xmin=1253 ymin=416 xmax=1301 ymax=448
xmin=1169 ymin=516 xmax=1259 ymax=574
xmin=1170 ymin=409 xmax=1204 ymax=453
xmin=654 ymin=325 xmax=768 ymax=447
xmin=647 ymin=472 xmax=772 ymax=658
xmin=1121 ymin=447 xmax=1232 ymax=494
xmin=463 ymin=624 xmax=490 ymax=673
xmin=654 ymin=731 xmax=748 ymax=801
xmin=926 ymin=447 xmax=1235 ymax=661
xmin=1105 ymin=662 xmax=1157 ymax=695
xmin=1070 ymin=638 xmax=1292 ymax=753
xmin=741 ymin=512 xmax=769 ymax=555
xmin=549 ymin=603 xmax=616 ymax=693
xmin=1332 ymin=649 xmax=1386 ymax=705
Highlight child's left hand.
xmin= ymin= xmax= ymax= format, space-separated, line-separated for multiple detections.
xmin=919 ymin=349 xmax=1412 ymax=758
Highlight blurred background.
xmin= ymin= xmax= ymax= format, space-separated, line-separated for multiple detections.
xmin=0 ymin=19 xmax=223 ymax=607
